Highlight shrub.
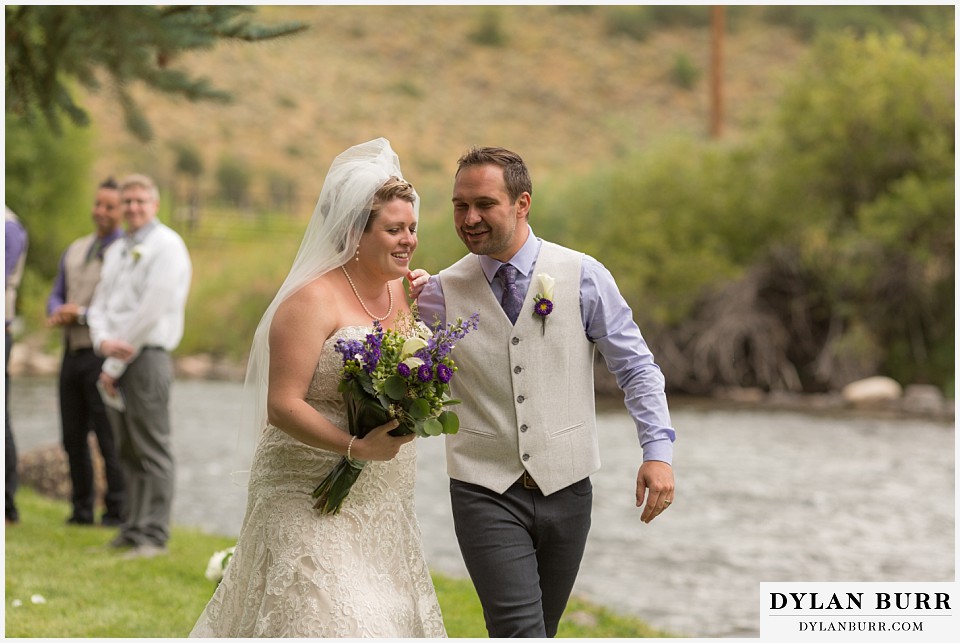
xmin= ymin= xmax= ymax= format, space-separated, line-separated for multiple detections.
xmin=669 ymin=52 xmax=700 ymax=90
xmin=468 ymin=9 xmax=507 ymax=47
xmin=215 ymin=156 xmax=251 ymax=209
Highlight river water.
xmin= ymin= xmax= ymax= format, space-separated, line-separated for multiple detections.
xmin=8 ymin=377 xmax=955 ymax=638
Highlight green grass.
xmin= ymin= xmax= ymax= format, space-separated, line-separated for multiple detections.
xmin=5 ymin=487 xmax=673 ymax=637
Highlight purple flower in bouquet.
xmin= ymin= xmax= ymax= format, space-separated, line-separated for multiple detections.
xmin=417 ymin=364 xmax=433 ymax=382
xmin=436 ymin=363 xmax=453 ymax=384
xmin=361 ymin=330 xmax=383 ymax=373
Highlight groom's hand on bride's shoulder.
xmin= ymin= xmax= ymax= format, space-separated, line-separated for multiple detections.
xmin=406 ymin=268 xmax=430 ymax=299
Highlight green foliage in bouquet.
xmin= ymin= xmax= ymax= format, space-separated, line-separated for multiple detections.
xmin=312 ymin=312 xmax=479 ymax=514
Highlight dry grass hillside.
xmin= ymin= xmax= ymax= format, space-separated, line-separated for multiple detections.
xmin=80 ymin=5 xmax=807 ymax=215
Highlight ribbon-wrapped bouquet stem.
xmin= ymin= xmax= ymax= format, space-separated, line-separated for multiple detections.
xmin=312 ymin=312 xmax=479 ymax=514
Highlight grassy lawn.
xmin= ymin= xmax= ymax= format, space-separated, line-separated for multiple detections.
xmin=5 ymin=487 xmax=672 ymax=637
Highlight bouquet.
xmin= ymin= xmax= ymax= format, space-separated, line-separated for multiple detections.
xmin=312 ymin=311 xmax=480 ymax=514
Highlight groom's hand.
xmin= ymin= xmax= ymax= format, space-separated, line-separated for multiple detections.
xmin=636 ymin=460 xmax=675 ymax=524
xmin=406 ymin=268 xmax=430 ymax=299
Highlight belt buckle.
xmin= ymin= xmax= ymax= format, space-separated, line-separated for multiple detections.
xmin=522 ymin=471 xmax=538 ymax=490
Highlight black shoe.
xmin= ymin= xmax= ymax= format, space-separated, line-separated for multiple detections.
xmin=66 ymin=515 xmax=95 ymax=526
xmin=100 ymin=515 xmax=124 ymax=527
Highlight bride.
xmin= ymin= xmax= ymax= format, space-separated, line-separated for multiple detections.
xmin=190 ymin=138 xmax=445 ymax=637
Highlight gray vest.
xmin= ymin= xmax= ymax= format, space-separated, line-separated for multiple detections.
xmin=62 ymin=233 xmax=107 ymax=350
xmin=440 ymin=241 xmax=600 ymax=496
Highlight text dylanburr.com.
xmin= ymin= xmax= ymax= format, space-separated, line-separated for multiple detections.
xmin=760 ymin=582 xmax=955 ymax=640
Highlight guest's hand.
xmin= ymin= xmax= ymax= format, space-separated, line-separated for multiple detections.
xmin=636 ymin=460 xmax=675 ymax=524
xmin=352 ymin=420 xmax=416 ymax=461
xmin=406 ymin=268 xmax=431 ymax=299
xmin=99 ymin=372 xmax=119 ymax=396
xmin=46 ymin=303 xmax=81 ymax=327
xmin=101 ymin=338 xmax=136 ymax=361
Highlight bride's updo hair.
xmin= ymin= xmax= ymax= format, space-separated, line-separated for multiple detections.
xmin=365 ymin=176 xmax=416 ymax=231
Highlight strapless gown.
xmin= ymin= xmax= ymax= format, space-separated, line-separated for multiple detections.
xmin=190 ymin=326 xmax=446 ymax=637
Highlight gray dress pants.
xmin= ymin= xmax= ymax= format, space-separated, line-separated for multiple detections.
xmin=450 ymin=476 xmax=592 ymax=637
xmin=106 ymin=347 xmax=175 ymax=547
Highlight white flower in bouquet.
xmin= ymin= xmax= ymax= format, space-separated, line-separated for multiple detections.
xmin=401 ymin=336 xmax=429 ymax=358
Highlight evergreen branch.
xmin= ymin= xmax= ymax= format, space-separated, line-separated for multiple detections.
xmin=5 ymin=5 xmax=308 ymax=141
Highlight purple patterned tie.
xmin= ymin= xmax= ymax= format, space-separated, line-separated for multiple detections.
xmin=497 ymin=264 xmax=523 ymax=324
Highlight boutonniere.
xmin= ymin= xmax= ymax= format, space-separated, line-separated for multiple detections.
xmin=532 ymin=273 xmax=555 ymax=335
xmin=131 ymin=244 xmax=147 ymax=262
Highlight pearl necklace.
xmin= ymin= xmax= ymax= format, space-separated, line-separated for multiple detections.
xmin=341 ymin=265 xmax=394 ymax=321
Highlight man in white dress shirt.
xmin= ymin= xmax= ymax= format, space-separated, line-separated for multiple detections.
xmin=88 ymin=174 xmax=192 ymax=559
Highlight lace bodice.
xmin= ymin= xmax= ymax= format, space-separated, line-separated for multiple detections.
xmin=190 ymin=325 xmax=445 ymax=638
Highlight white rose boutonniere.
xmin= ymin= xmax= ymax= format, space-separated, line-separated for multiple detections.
xmin=131 ymin=244 xmax=148 ymax=263
xmin=532 ymin=273 xmax=555 ymax=335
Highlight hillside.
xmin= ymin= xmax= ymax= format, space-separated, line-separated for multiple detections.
xmin=79 ymin=5 xmax=807 ymax=214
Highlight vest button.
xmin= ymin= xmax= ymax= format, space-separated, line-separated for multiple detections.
xmin=522 ymin=453 xmax=530 ymax=461
xmin=520 ymin=424 xmax=528 ymax=432
xmin=517 ymin=395 xmax=525 ymax=403
xmin=511 ymin=337 xmax=520 ymax=345
xmin=514 ymin=366 xmax=522 ymax=374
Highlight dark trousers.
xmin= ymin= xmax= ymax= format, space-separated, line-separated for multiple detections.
xmin=105 ymin=348 xmax=175 ymax=546
xmin=5 ymin=330 xmax=18 ymax=522
xmin=60 ymin=348 xmax=126 ymax=523
xmin=450 ymin=476 xmax=593 ymax=638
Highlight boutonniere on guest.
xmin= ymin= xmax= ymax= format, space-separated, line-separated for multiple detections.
xmin=532 ymin=272 xmax=555 ymax=335
xmin=131 ymin=244 xmax=147 ymax=262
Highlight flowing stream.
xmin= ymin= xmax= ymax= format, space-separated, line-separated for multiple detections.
xmin=8 ymin=377 xmax=955 ymax=638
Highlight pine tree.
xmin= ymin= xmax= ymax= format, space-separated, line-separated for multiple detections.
xmin=5 ymin=6 xmax=307 ymax=141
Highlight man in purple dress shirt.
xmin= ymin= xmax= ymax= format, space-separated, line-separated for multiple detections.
xmin=6 ymin=206 xmax=28 ymax=524
xmin=415 ymin=146 xmax=676 ymax=637
xmin=46 ymin=178 xmax=127 ymax=526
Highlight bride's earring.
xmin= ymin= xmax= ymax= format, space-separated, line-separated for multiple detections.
xmin=354 ymin=246 xmax=360 ymax=262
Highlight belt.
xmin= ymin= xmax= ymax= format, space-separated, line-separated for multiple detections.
xmin=521 ymin=471 xmax=539 ymax=490
xmin=142 ymin=345 xmax=166 ymax=351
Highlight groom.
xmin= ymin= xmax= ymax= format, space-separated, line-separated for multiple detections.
xmin=416 ymin=146 xmax=676 ymax=637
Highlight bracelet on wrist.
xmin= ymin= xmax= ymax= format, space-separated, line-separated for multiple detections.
xmin=346 ymin=436 xmax=357 ymax=462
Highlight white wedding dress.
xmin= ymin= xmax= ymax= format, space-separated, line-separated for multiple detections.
xmin=190 ymin=326 xmax=446 ymax=637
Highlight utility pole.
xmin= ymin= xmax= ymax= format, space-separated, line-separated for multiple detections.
xmin=710 ymin=6 xmax=726 ymax=139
